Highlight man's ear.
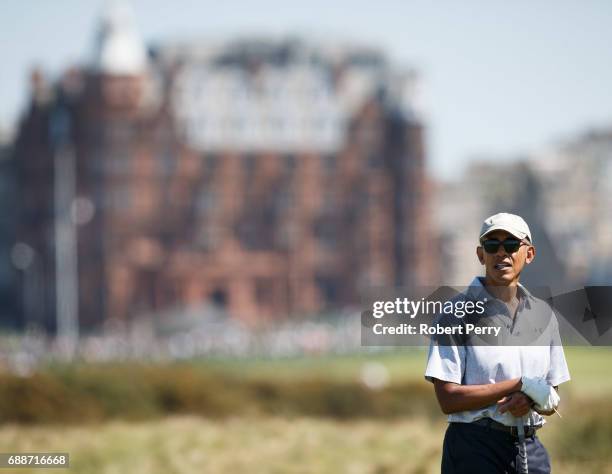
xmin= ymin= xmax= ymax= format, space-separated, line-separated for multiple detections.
xmin=525 ymin=245 xmax=536 ymax=265
xmin=476 ymin=246 xmax=485 ymax=265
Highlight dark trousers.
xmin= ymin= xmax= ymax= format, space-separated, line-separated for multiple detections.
xmin=441 ymin=422 xmax=551 ymax=474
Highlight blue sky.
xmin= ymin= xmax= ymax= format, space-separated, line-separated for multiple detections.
xmin=2 ymin=0 xmax=612 ymax=179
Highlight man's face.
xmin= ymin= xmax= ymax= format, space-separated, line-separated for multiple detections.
xmin=476 ymin=230 xmax=535 ymax=286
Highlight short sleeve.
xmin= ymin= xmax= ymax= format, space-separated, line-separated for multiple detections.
xmin=546 ymin=314 xmax=571 ymax=386
xmin=424 ymin=338 xmax=466 ymax=384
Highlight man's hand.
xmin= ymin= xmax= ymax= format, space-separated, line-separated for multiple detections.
xmin=520 ymin=377 xmax=560 ymax=413
xmin=497 ymin=391 xmax=533 ymax=417
xmin=533 ymin=387 xmax=559 ymax=416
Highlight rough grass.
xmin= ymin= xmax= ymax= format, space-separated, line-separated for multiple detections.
xmin=0 ymin=347 xmax=610 ymax=472
xmin=0 ymin=416 xmax=449 ymax=474
xmin=1 ymin=414 xmax=611 ymax=474
xmin=0 ymin=364 xmax=439 ymax=424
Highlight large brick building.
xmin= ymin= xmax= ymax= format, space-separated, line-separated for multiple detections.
xmin=13 ymin=4 xmax=437 ymax=332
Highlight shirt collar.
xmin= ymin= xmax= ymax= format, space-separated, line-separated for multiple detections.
xmin=467 ymin=276 xmax=535 ymax=306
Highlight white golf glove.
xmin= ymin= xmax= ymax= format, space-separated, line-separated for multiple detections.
xmin=520 ymin=376 xmax=560 ymax=413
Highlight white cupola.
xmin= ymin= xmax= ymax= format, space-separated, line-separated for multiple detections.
xmin=93 ymin=1 xmax=147 ymax=76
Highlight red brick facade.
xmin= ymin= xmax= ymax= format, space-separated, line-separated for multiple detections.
xmin=14 ymin=42 xmax=437 ymax=332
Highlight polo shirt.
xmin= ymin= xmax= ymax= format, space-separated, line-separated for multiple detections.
xmin=424 ymin=276 xmax=571 ymax=427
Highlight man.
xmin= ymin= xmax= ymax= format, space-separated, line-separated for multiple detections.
xmin=425 ymin=212 xmax=571 ymax=474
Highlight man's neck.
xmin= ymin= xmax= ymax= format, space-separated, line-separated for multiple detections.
xmin=483 ymin=277 xmax=519 ymax=303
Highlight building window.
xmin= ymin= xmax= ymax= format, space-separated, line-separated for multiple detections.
xmin=276 ymin=189 xmax=294 ymax=212
xmin=357 ymin=192 xmax=371 ymax=210
xmin=104 ymin=186 xmax=132 ymax=210
xmin=156 ymin=149 xmax=176 ymax=176
xmin=276 ymin=220 xmax=297 ymax=249
xmin=244 ymin=154 xmax=257 ymax=177
xmin=195 ymin=190 xmax=217 ymax=214
xmin=196 ymin=223 xmax=221 ymax=251
xmin=321 ymin=190 xmax=337 ymax=214
xmin=210 ymin=287 xmax=228 ymax=309
xmin=235 ymin=205 xmax=276 ymax=250
xmin=322 ymin=154 xmax=337 ymax=175
xmin=105 ymin=151 xmax=132 ymax=175
xmin=313 ymin=214 xmax=338 ymax=250
xmin=367 ymin=152 xmax=383 ymax=169
xmin=315 ymin=275 xmax=340 ymax=305
xmin=205 ymin=154 xmax=218 ymax=175
xmin=284 ymin=154 xmax=296 ymax=175
xmin=255 ymin=277 xmax=275 ymax=305
xmin=104 ymin=121 xmax=133 ymax=144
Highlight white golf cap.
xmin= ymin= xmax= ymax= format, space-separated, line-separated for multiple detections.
xmin=479 ymin=212 xmax=532 ymax=243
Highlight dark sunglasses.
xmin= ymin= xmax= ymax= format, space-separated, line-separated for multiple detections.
xmin=481 ymin=238 xmax=529 ymax=254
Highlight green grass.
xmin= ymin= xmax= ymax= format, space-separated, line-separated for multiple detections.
xmin=1 ymin=347 xmax=611 ymax=473
xmin=193 ymin=348 xmax=429 ymax=382
xmin=559 ymin=347 xmax=612 ymax=396
xmin=194 ymin=346 xmax=612 ymax=395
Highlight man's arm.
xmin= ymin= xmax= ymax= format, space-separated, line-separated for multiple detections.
xmin=499 ymin=385 xmax=561 ymax=417
xmin=432 ymin=377 xmax=522 ymax=414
